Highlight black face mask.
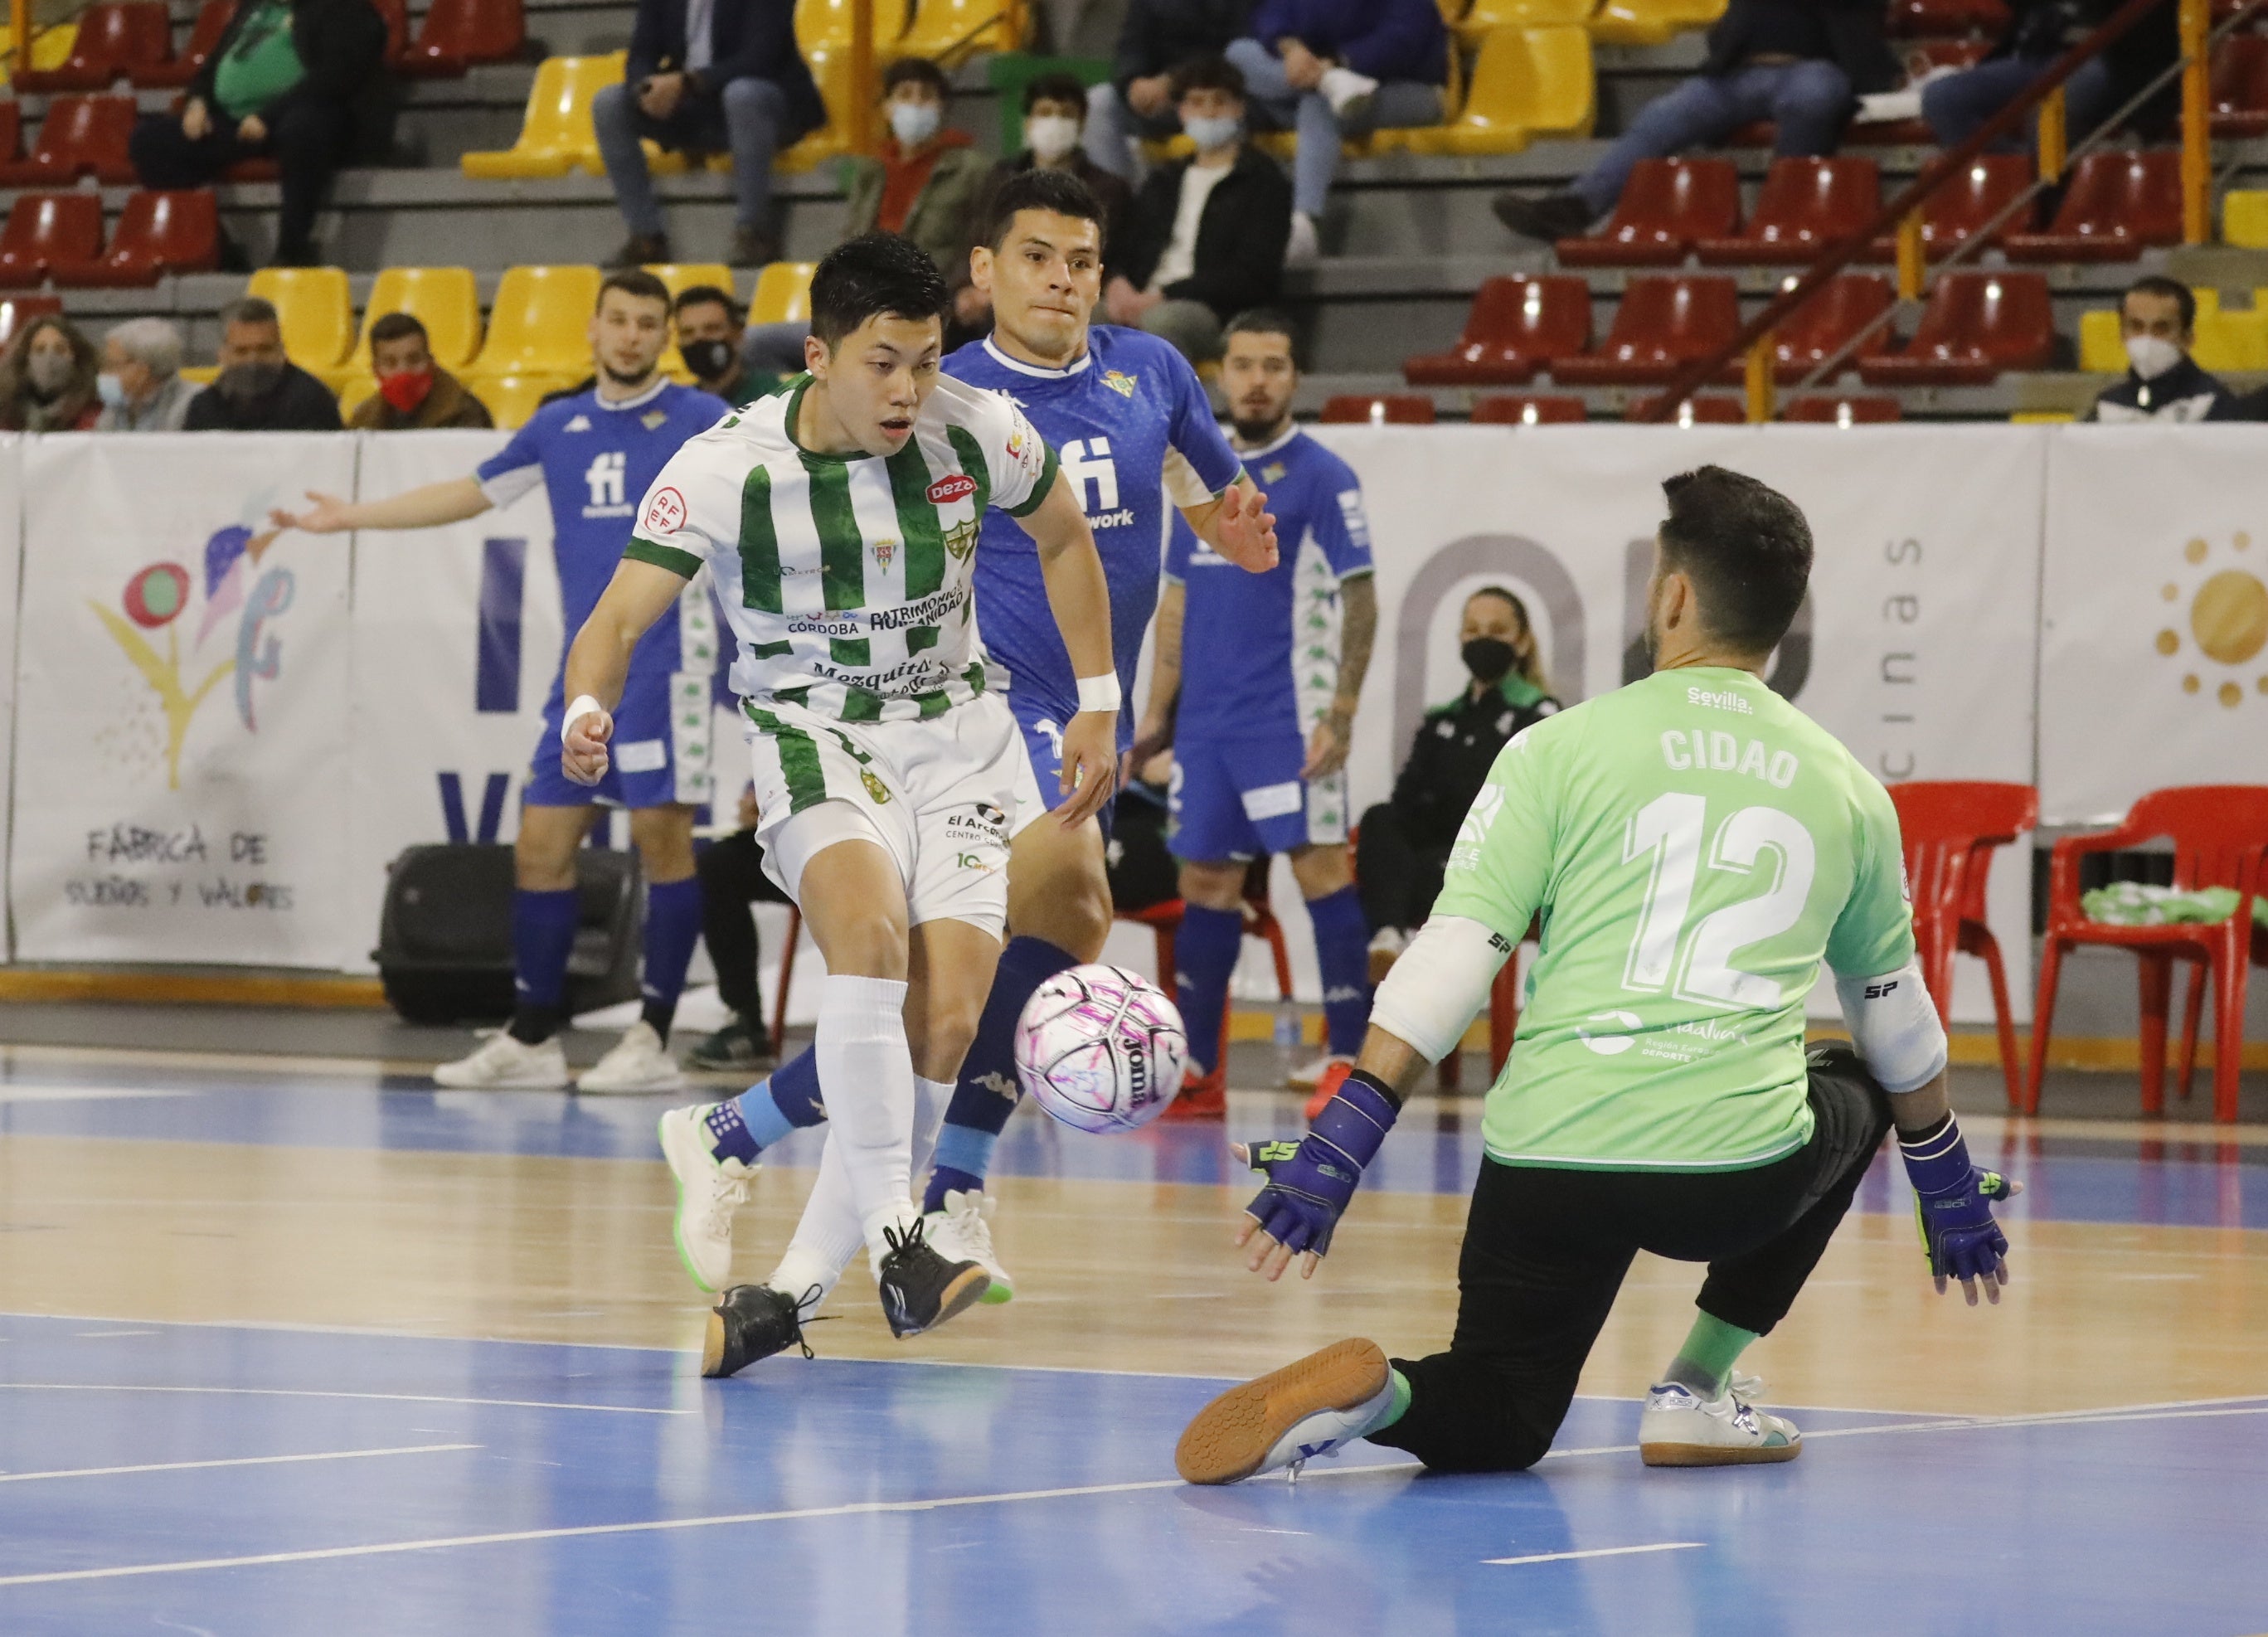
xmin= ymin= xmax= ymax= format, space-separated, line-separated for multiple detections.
xmin=1463 ymin=636 xmax=1518 ymax=684
xmin=217 ymin=360 xmax=284 ymax=402
xmin=681 ymin=338 xmax=736 ymax=382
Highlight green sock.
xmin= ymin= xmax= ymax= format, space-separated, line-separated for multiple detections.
xmin=1369 ymin=1367 xmax=1412 ymax=1434
xmin=1663 ymin=1311 xmax=1760 ymax=1397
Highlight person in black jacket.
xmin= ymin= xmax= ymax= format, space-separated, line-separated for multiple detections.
xmin=1104 ymin=54 xmax=1291 ymax=364
xmin=591 ymin=0 xmax=826 ymax=267
xmin=1085 ymin=0 xmax=1255 ymax=179
xmin=1490 ymin=0 xmax=1895 ymax=243
xmin=1921 ymin=0 xmax=2177 ymax=148
xmin=184 ymin=296 xmax=343 ymax=431
xmin=128 ymin=0 xmax=386 ymax=266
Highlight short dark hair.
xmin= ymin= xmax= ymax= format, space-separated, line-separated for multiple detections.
xmin=1224 ymin=308 xmax=1299 ymax=363
xmin=809 ymin=231 xmax=951 ymax=347
xmin=368 ymin=312 xmax=429 ymax=348
xmin=984 ymin=168 xmax=1107 ymax=254
xmin=598 ymin=268 xmax=673 ymax=313
xmin=1022 ymin=70 xmax=1090 ymax=114
xmin=674 ymin=284 xmax=744 ymax=326
xmin=1171 ymin=53 xmax=1245 ymax=102
xmin=882 ymin=56 xmax=948 ymax=99
xmin=2123 ymin=274 xmax=2195 ymax=333
xmin=1656 ymin=465 xmax=1812 ymax=654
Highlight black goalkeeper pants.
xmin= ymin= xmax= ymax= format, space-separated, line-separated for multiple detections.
xmin=1367 ymin=1042 xmax=1892 ymax=1474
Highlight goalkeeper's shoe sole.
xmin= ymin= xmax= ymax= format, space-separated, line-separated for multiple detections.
xmin=1175 ymin=1338 xmax=1390 ymax=1485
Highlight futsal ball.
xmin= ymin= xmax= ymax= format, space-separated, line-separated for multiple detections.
xmin=1014 ymin=964 xmax=1189 ymax=1134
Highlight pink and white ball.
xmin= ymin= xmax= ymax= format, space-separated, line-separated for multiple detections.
xmin=1013 ymin=964 xmax=1189 ymax=1134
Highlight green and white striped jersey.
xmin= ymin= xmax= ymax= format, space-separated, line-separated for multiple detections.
xmin=624 ymin=373 xmax=1060 ymax=723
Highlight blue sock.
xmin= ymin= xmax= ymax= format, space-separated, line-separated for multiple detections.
xmin=507 ymin=887 xmax=580 ymax=1044
xmin=921 ymin=935 xmax=1078 ymax=1214
xmin=1306 ymin=885 xmax=1374 ymax=1057
xmin=639 ymin=875 xmax=702 ymax=1042
xmin=713 ymin=1047 xmax=826 ymax=1163
xmin=1173 ymin=904 xmax=1244 ymax=1080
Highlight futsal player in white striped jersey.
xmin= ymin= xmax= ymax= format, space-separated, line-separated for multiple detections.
xmin=557 ymin=234 xmax=1121 ymax=1367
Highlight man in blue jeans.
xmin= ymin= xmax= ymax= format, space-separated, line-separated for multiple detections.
xmin=1225 ymin=0 xmax=1448 ymax=265
xmin=1493 ymin=0 xmax=1895 ymax=244
xmin=593 ymin=0 xmax=826 ymax=269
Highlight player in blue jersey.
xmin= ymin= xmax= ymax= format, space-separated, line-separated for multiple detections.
xmin=665 ymin=169 xmax=1277 ymax=1304
xmin=1146 ymin=309 xmax=1379 ymax=1116
xmin=276 ymin=270 xmax=730 ymax=1094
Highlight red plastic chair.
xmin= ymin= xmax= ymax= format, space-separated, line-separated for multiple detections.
xmin=0 ymin=294 xmax=65 ymax=347
xmin=134 ymin=0 xmax=236 ymax=86
xmin=1555 ymin=158 xmax=1741 ymax=267
xmin=53 ymin=189 xmax=221 ymax=287
xmin=2211 ymin=35 xmax=2268 ymax=134
xmin=1319 ymin=393 xmax=1437 ymax=424
xmin=0 ymin=93 xmax=139 ymax=186
xmin=1555 ymin=276 xmax=1741 ymax=386
xmin=1780 ymin=392 xmax=1902 ymax=422
xmin=1858 ymin=271 xmax=2053 ymax=386
xmin=1887 ymin=780 xmax=2037 ymax=1107
xmin=400 ymin=0 xmax=525 ymax=76
xmin=2004 ymin=149 xmax=2183 ymax=261
xmin=1625 ymin=392 xmax=1746 ymax=421
xmin=0 ymin=192 xmax=105 ymax=289
xmin=1768 ymin=272 xmax=1895 ymax=381
xmin=1470 ymin=393 xmax=1588 ymax=423
xmin=1865 ymin=153 xmax=2035 ymax=260
xmin=13 ymin=2 xmax=172 ymax=90
xmin=1403 ymin=274 xmax=1592 ymax=386
xmin=2028 ymin=785 xmax=2268 ymax=1123
xmin=1697 ymin=158 xmax=1882 ymax=265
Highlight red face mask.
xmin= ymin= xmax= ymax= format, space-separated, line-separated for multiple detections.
xmin=377 ymin=367 xmax=434 ymax=414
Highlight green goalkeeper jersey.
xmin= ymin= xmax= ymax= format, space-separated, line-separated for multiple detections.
xmin=1435 ymin=665 xmax=1914 ymax=1172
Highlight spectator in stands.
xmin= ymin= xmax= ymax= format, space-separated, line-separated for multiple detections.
xmin=1491 ymin=0 xmax=1896 ymax=243
xmin=2086 ymin=276 xmax=2238 ymax=423
xmin=185 ymin=296 xmax=342 ymax=430
xmin=1105 ymin=54 xmax=1292 ymax=364
xmin=95 ymin=318 xmax=197 ymax=432
xmin=1226 ymin=0 xmax=1448 ymax=265
xmin=1355 ymin=586 xmax=1558 ymax=980
xmin=1922 ymin=0 xmax=2178 ymax=150
xmin=675 ymin=284 xmax=782 ymax=406
xmin=687 ymin=784 xmax=794 ymax=1072
xmin=349 ymin=313 xmax=493 ymax=430
xmin=0 ymin=313 xmax=101 ymax=432
xmin=1086 ymin=0 xmax=1255 ymax=180
xmin=128 ymin=0 xmax=387 ymax=268
xmin=591 ymin=0 xmax=826 ymax=270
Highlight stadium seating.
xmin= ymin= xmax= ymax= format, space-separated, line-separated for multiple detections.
xmin=2211 ymin=33 xmax=2268 ymax=134
xmin=0 ymin=192 xmax=104 ymax=288
xmin=1864 ymin=153 xmax=2034 ymax=260
xmin=134 ymin=0 xmax=232 ymax=86
xmin=11 ymin=2 xmax=170 ymax=90
xmin=1553 ymin=275 xmax=1741 ymax=385
xmin=1625 ymin=393 xmax=1746 ymax=422
xmin=0 ymin=293 xmax=63 ymax=346
xmin=1858 ymin=271 xmax=2054 ymax=386
xmin=2003 ymin=149 xmax=2183 ymax=262
xmin=1319 ymin=394 xmax=1437 ymax=424
xmin=461 ymin=53 xmax=621 ymax=178
xmin=1588 ymin=0 xmax=1727 ymax=46
xmin=749 ymin=260 xmax=817 ymax=324
xmin=1695 ymin=158 xmax=1880 ymax=265
xmin=1767 ymin=272 xmax=1896 ymax=381
xmin=246 ymin=265 xmax=357 ymax=376
xmin=51 ymin=189 xmax=221 ymax=286
xmin=1402 ymin=274 xmax=1591 ymax=385
xmin=1399 ymin=26 xmax=1593 ymax=154
xmin=347 ymin=266 xmax=484 ymax=372
xmin=398 ymin=0 xmax=527 ymax=77
xmin=470 ymin=265 xmax=605 ymax=376
xmin=1780 ymin=393 xmax=1902 ymax=422
xmin=1556 ymin=157 xmax=1739 ymax=266
xmin=0 ymin=93 xmax=138 ymax=186
xmin=1469 ymin=393 xmax=1589 ymax=423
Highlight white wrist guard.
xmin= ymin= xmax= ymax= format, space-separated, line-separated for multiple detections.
xmin=1833 ymin=959 xmax=1948 ymax=1095
xmin=562 ymin=694 xmax=605 ymax=743
xmin=1370 ymin=915 xmax=1515 ymax=1065
xmin=1076 ymin=673 xmax=1122 ymax=714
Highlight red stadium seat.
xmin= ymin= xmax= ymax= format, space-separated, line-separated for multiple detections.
xmin=1769 ymin=272 xmax=1896 ymax=381
xmin=0 ymin=94 xmax=138 ymax=186
xmin=400 ymin=0 xmax=526 ymax=76
xmin=2211 ymin=36 xmax=2268 ymax=135
xmin=1780 ymin=392 xmax=1902 ymax=421
xmin=1469 ymin=393 xmax=1588 ymax=423
xmin=1553 ymin=275 xmax=1741 ymax=386
xmin=1402 ymin=275 xmax=1591 ymax=386
xmin=0 ymin=192 xmax=106 ymax=288
xmin=1319 ymin=393 xmax=1437 ymax=423
xmin=134 ymin=0 xmax=236 ymax=87
xmin=1696 ymin=158 xmax=1880 ymax=265
xmin=1865 ymin=152 xmax=2034 ymax=259
xmin=12 ymin=2 xmax=172 ymax=90
xmin=0 ymin=294 xmax=65 ymax=347
xmin=1625 ymin=393 xmax=1746 ymax=422
xmin=2003 ymin=149 xmax=2183 ymax=262
xmin=1858 ymin=270 xmax=2054 ymax=385
xmin=1886 ymin=0 xmax=2008 ymax=35
xmin=52 ymin=189 xmax=221 ymax=287
xmin=1555 ymin=158 xmax=1740 ymax=266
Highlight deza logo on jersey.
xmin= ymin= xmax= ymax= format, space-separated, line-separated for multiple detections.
xmin=1061 ymin=438 xmax=1135 ymax=530
xmin=584 ymin=451 xmax=634 ymax=519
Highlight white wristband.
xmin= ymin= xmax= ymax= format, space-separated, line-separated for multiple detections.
xmin=1075 ymin=673 xmax=1121 ymax=714
xmin=562 ymin=694 xmax=605 ymax=743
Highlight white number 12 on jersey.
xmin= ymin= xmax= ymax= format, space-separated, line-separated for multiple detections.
xmin=1621 ymin=793 xmax=1817 ymax=1009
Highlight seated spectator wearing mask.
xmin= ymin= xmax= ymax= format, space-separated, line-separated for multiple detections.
xmin=0 ymin=314 xmax=102 ymax=430
xmin=1086 ymin=0 xmax=1255 ymax=181
xmin=1106 ymin=53 xmax=1292 ymax=365
xmin=673 ymin=284 xmax=782 ymax=406
xmin=186 ymin=296 xmax=343 ymax=431
xmin=1355 ymin=586 xmax=1559 ymax=979
xmin=95 ymin=318 xmax=197 ymax=431
xmin=1226 ymin=0 xmax=1448 ymax=265
xmin=2086 ymin=277 xmax=2238 ymax=424
xmin=350 ymin=313 xmax=493 ymax=430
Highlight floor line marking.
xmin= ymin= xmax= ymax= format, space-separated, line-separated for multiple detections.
xmin=1484 ymin=1542 xmax=1705 ymax=1567
xmin=0 ymin=1444 xmax=479 ymax=1484
xmin=0 ymin=1384 xmax=692 ymax=1416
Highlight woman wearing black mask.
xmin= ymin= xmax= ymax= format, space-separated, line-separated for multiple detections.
xmin=1356 ymin=585 xmax=1558 ymax=981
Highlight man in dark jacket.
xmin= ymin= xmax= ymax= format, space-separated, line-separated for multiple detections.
xmin=1085 ymin=0 xmax=1254 ymax=179
xmin=2087 ymin=276 xmax=2239 ymax=423
xmin=1922 ymin=0 xmax=2177 ymax=148
xmin=128 ymin=0 xmax=386 ymax=266
xmin=1105 ymin=55 xmax=1291 ymax=363
xmin=591 ymin=0 xmax=826 ymax=267
xmin=1491 ymin=0 xmax=1895 ymax=242
xmin=186 ymin=296 xmax=342 ymax=431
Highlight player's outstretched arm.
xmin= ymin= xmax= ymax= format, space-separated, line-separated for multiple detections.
xmin=1016 ymin=470 xmax=1119 ymax=828
xmin=1180 ymin=473 xmax=1280 ymax=573
xmin=558 ymin=558 xmax=692 ymax=786
xmin=270 ymin=476 xmax=491 ymax=536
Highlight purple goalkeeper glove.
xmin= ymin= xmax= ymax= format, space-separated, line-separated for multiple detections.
xmin=1898 ymin=1112 xmax=2016 ymax=1304
xmin=1240 ymin=1072 xmax=1399 ymax=1274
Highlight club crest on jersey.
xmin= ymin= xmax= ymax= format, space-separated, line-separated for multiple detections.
xmin=926 ymin=474 xmax=977 ymax=506
xmin=873 ymin=538 xmax=896 ymax=571
xmin=1101 ymin=368 xmax=1137 ymax=398
xmin=943 ymin=518 xmax=979 ymax=561
xmin=860 ymin=769 xmax=890 ymax=804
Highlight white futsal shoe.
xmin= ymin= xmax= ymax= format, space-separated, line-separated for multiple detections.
xmin=659 ymin=1103 xmax=756 ymax=1293
xmin=1639 ymin=1374 xmax=1802 ymax=1466
xmin=577 ymin=1022 xmax=687 ymax=1095
xmin=923 ymin=1189 xmax=1013 ymax=1304
xmin=433 ymin=1029 xmax=570 ymax=1090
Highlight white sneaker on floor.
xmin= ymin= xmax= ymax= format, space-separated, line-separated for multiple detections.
xmin=1639 ymin=1374 xmax=1802 ymax=1466
xmin=433 ymin=1030 xmax=570 ymax=1090
xmin=1367 ymin=926 xmax=1407 ymax=985
xmin=923 ymin=1188 xmax=1013 ymax=1304
xmin=658 ymin=1102 xmax=756 ymax=1293
xmin=1286 ymin=1051 xmax=1356 ymax=1091
xmin=1285 ymin=210 xmax=1321 ymax=267
xmin=1318 ymin=64 xmax=1378 ymax=122
xmin=577 ymin=1021 xmax=687 ymax=1095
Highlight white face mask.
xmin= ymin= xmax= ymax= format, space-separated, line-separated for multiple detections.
xmin=1183 ymin=113 xmax=1241 ymax=154
xmin=1024 ymin=113 xmax=1081 ymax=162
xmin=2125 ymin=333 xmax=2183 ymax=381
xmin=888 ymin=100 xmax=941 ymax=147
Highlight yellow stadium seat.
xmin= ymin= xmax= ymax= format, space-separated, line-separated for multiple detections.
xmin=898 ymin=0 xmax=1025 ymax=66
xmin=471 ymin=265 xmax=604 ymax=376
xmin=2226 ymin=191 xmax=2268 ymax=249
xmin=246 ymin=267 xmax=355 ymax=373
xmin=347 ymin=267 xmax=483 ymax=374
xmin=469 ymin=372 xmax=579 ymax=430
xmin=749 ymin=260 xmax=817 ymax=325
xmin=1589 ymin=0 xmax=1726 ymax=46
xmin=462 ymin=54 xmax=624 ymax=179
xmin=2009 ymin=410 xmax=2075 ymax=423
xmin=1399 ymin=27 xmax=1592 ymax=154
xmin=1459 ymin=0 xmax=1597 ymax=35
xmin=793 ymin=0 xmax=910 ymax=51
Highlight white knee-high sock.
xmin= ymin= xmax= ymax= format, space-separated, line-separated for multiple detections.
xmin=769 ymin=1072 xmax=963 ymax=1310
xmin=815 ymin=973 xmax=918 ymax=1261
